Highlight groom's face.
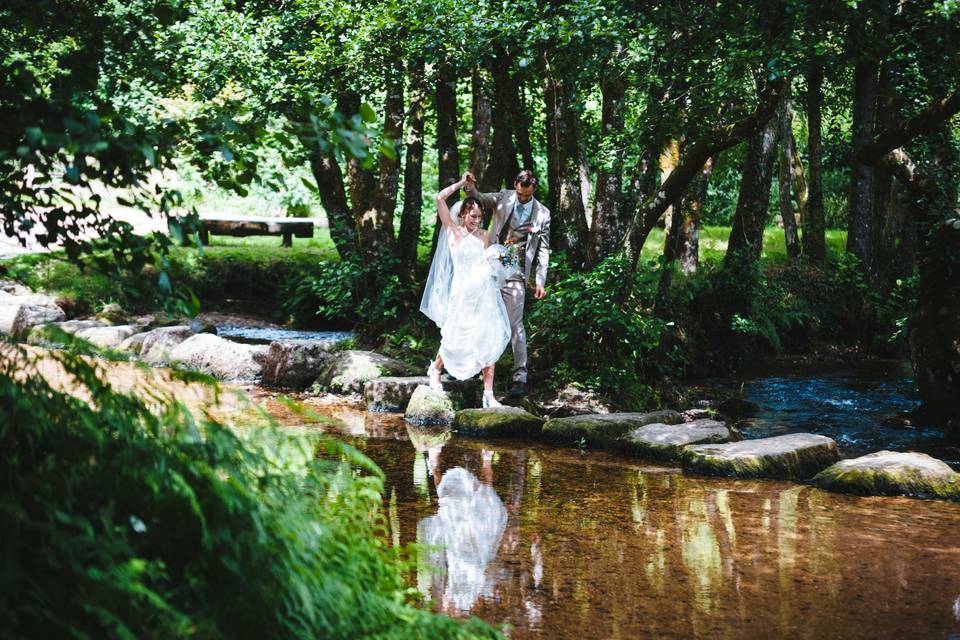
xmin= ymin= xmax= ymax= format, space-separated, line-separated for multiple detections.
xmin=515 ymin=182 xmax=535 ymax=204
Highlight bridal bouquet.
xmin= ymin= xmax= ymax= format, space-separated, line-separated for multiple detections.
xmin=485 ymin=243 xmax=520 ymax=286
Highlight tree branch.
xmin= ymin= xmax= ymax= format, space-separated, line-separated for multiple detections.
xmin=859 ymin=88 xmax=960 ymax=163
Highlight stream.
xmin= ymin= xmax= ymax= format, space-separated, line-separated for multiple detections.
xmin=307 ymin=360 xmax=960 ymax=639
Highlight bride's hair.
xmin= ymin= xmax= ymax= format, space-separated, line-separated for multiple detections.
xmin=459 ymin=197 xmax=481 ymax=220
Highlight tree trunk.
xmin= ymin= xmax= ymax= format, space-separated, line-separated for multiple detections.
xmin=659 ymin=139 xmax=681 ymax=252
xmin=543 ymin=50 xmax=589 ymax=269
xmin=377 ymin=57 xmax=404 ymax=240
xmin=678 ymin=157 xmax=713 ymax=275
xmin=307 ymin=149 xmax=357 ymax=262
xmin=588 ymin=53 xmax=626 ymax=266
xmin=433 ymin=59 xmax=460 ymax=255
xmin=846 ymin=2 xmax=890 ymax=271
xmin=397 ymin=57 xmax=426 ymax=271
xmin=804 ymin=57 xmax=826 ymax=260
xmin=469 ymin=66 xmax=492 ymax=186
xmin=515 ymin=83 xmax=536 ymax=174
xmin=481 ymin=49 xmax=519 ymax=192
xmin=543 ymin=67 xmax=560 ymax=216
xmin=777 ymin=83 xmax=801 ymax=259
xmin=725 ymin=114 xmax=779 ymax=265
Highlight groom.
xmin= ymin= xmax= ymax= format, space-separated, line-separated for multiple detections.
xmin=466 ymin=170 xmax=550 ymax=397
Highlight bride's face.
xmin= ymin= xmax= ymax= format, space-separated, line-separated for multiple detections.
xmin=461 ymin=206 xmax=482 ymax=232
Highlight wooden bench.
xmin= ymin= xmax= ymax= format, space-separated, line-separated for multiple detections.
xmin=196 ymin=214 xmax=318 ymax=247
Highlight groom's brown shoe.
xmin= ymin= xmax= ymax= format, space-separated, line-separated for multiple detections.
xmin=508 ymin=381 xmax=527 ymax=398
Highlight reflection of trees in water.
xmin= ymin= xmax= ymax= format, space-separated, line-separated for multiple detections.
xmin=418 ymin=467 xmax=507 ymax=613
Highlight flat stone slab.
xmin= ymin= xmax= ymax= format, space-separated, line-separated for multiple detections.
xmin=621 ymin=419 xmax=737 ymax=460
xmin=454 ymin=407 xmax=545 ymax=438
xmin=681 ymin=433 xmax=840 ymax=480
xmin=405 ymin=385 xmax=456 ymax=426
xmin=542 ymin=410 xmax=684 ymax=448
xmin=813 ymin=451 xmax=960 ymax=500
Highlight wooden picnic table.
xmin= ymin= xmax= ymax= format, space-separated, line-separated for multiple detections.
xmin=196 ymin=214 xmax=319 ymax=247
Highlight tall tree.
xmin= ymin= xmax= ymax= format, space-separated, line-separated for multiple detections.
xmin=397 ymin=57 xmax=426 ymax=271
xmin=724 ymin=114 xmax=780 ymax=265
xmin=776 ymin=83 xmax=801 ymax=259
xmin=469 ymin=66 xmax=492 ymax=186
xmin=804 ymin=56 xmax=826 ymax=260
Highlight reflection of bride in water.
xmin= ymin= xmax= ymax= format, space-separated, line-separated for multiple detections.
xmin=418 ymin=464 xmax=508 ymax=613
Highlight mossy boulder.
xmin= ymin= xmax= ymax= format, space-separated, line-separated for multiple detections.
xmin=542 ymin=410 xmax=684 ymax=448
xmin=453 ymin=407 xmax=545 ymax=438
xmin=812 ymin=451 xmax=960 ymax=501
xmin=314 ymin=350 xmax=412 ymax=395
xmin=404 ymin=385 xmax=456 ymax=425
xmin=681 ymin=433 xmax=839 ymax=480
xmin=621 ymin=419 xmax=737 ymax=460
xmin=365 ymin=377 xmax=430 ymax=412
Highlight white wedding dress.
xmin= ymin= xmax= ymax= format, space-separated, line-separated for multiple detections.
xmin=427 ymin=230 xmax=511 ymax=380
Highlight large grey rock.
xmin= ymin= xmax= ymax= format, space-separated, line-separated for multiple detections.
xmin=75 ymin=324 xmax=139 ymax=349
xmin=118 ymin=331 xmax=151 ymax=354
xmin=315 ymin=350 xmax=412 ymax=394
xmin=537 ymin=384 xmax=612 ymax=418
xmin=261 ymin=339 xmax=335 ymax=390
xmin=454 ymin=407 xmax=545 ymax=438
xmin=404 ymin=385 xmax=456 ymax=425
xmin=813 ymin=451 xmax=960 ymax=501
xmin=542 ymin=410 xmax=684 ymax=448
xmin=622 ymin=419 xmax=737 ymax=460
xmin=139 ymin=326 xmax=196 ymax=363
xmin=0 ymin=280 xmax=33 ymax=296
xmin=169 ymin=333 xmax=268 ymax=380
xmin=681 ymin=433 xmax=840 ymax=480
xmin=11 ymin=304 xmax=66 ymax=336
xmin=26 ymin=319 xmax=108 ymax=344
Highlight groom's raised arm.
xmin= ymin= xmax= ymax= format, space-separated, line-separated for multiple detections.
xmin=463 ymin=180 xmax=502 ymax=213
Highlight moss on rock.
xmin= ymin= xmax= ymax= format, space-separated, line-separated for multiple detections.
xmin=812 ymin=451 xmax=960 ymax=501
xmin=542 ymin=410 xmax=683 ymax=448
xmin=681 ymin=433 xmax=839 ymax=480
xmin=404 ymin=385 xmax=456 ymax=425
xmin=453 ymin=407 xmax=545 ymax=438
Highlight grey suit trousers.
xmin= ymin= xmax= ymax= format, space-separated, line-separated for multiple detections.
xmin=500 ymin=278 xmax=527 ymax=383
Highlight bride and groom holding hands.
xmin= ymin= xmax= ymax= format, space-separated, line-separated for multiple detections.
xmin=419 ymin=169 xmax=551 ymax=408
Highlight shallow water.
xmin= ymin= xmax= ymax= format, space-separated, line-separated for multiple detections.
xmin=724 ymin=360 xmax=960 ymax=468
xmin=215 ymin=325 xmax=353 ymax=344
xmin=315 ymin=408 xmax=960 ymax=640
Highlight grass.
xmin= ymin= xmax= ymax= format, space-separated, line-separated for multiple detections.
xmin=640 ymin=225 xmax=848 ymax=264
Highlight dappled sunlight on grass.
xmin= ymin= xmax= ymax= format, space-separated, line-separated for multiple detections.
xmin=641 ymin=225 xmax=847 ymax=266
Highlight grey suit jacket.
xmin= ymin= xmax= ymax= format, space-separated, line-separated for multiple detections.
xmin=466 ymin=186 xmax=551 ymax=288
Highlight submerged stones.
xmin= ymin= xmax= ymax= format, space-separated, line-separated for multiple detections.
xmin=542 ymin=410 xmax=684 ymax=448
xmin=454 ymin=407 xmax=545 ymax=438
xmin=623 ymin=419 xmax=738 ymax=460
xmin=813 ymin=451 xmax=960 ymax=501
xmin=681 ymin=433 xmax=840 ymax=480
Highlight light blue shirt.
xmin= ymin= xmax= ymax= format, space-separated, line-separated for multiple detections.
xmin=514 ymin=199 xmax=531 ymax=226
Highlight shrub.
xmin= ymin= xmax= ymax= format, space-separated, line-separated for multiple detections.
xmin=0 ymin=342 xmax=498 ymax=639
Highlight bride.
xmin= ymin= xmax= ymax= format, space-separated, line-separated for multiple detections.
xmin=420 ymin=172 xmax=512 ymax=408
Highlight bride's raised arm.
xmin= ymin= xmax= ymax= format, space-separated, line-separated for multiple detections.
xmin=435 ymin=172 xmax=474 ymax=231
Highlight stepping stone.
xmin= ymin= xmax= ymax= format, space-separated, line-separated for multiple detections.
xmin=261 ymin=339 xmax=335 ymax=390
xmin=454 ymin=407 xmax=545 ymax=438
xmin=365 ymin=376 xmax=480 ymax=413
xmin=75 ymin=324 xmax=140 ymax=349
xmin=26 ymin=319 xmax=109 ymax=345
xmin=313 ymin=350 xmax=412 ymax=394
xmin=621 ymin=419 xmax=737 ymax=460
xmin=405 ymin=385 xmax=455 ymax=426
xmin=542 ymin=410 xmax=684 ymax=448
xmin=118 ymin=331 xmax=151 ymax=354
xmin=681 ymin=433 xmax=839 ymax=480
xmin=813 ymin=451 xmax=960 ymax=501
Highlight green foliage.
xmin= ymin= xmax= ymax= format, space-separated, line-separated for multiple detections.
xmin=0 ymin=341 xmax=499 ymax=639
xmin=528 ymin=255 xmax=676 ymax=406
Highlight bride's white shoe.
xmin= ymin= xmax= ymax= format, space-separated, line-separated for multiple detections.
xmin=426 ymin=362 xmax=443 ymax=391
xmin=482 ymin=391 xmax=502 ymax=408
